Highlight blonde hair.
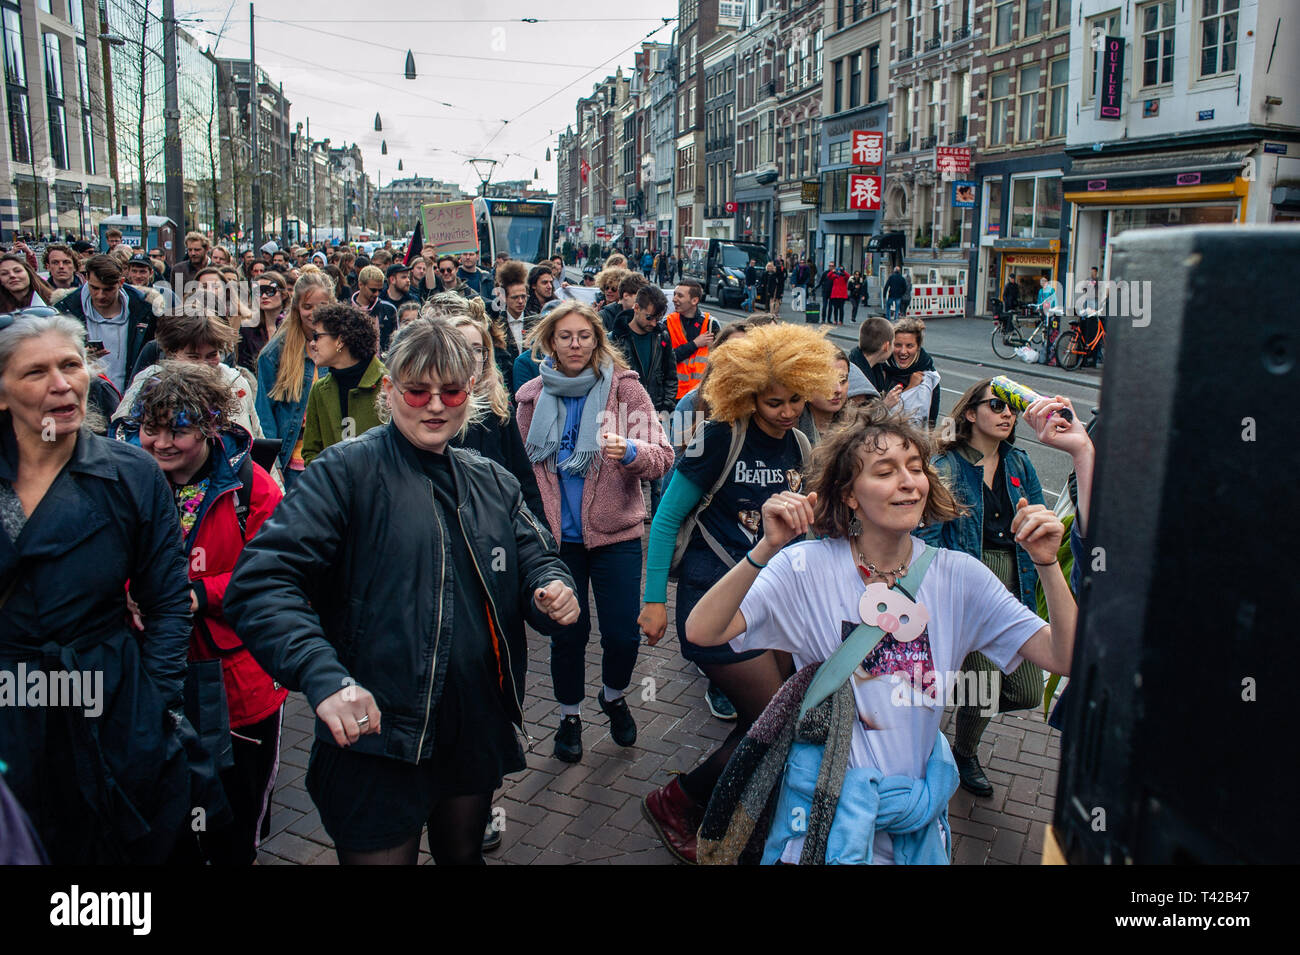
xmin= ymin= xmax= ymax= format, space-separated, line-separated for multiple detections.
xmin=268 ymin=270 xmax=335 ymax=403
xmin=420 ymin=296 xmax=511 ymax=425
xmin=377 ymin=318 xmax=488 ymax=440
xmin=524 ymin=301 xmax=628 ymax=378
xmin=595 ymin=267 xmax=630 ymax=293
xmin=603 ymin=253 xmax=628 ymax=269
xmin=701 ymin=323 xmax=839 ymax=424
xmin=357 ymin=265 xmax=385 ymax=287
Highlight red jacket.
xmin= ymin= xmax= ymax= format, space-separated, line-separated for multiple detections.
xmin=185 ymin=432 xmax=288 ymax=728
xmin=830 ymin=269 xmax=850 ymax=300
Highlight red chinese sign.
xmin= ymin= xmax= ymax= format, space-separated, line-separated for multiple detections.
xmin=936 ymin=146 xmax=971 ymax=176
xmin=847 ymin=174 xmax=882 ymax=211
xmin=851 ymin=130 xmax=884 ymax=166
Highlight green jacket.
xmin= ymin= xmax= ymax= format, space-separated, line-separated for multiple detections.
xmin=301 ymin=355 xmax=387 ymax=465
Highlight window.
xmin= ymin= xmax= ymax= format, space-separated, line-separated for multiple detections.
xmin=1047 ymin=56 xmax=1068 ymax=137
xmin=1087 ymin=11 xmax=1121 ymax=100
xmin=44 ymin=33 xmax=69 ymax=169
xmin=988 ymin=71 xmax=1011 ymax=146
xmin=984 ymin=177 xmax=1004 ymax=235
xmin=1017 ymin=64 xmax=1040 ymax=142
xmin=783 ymin=122 xmax=793 ymax=178
xmin=848 ymin=52 xmax=862 ymax=109
xmin=1056 ymin=0 xmax=1072 ymax=29
xmin=994 ymin=0 xmax=1015 ymax=46
xmin=837 ymin=0 xmax=846 ymax=32
xmin=813 ymin=29 xmax=823 ymax=83
xmin=1199 ymin=0 xmax=1239 ymax=78
xmin=4 ymin=5 xmax=30 ymax=164
xmin=1010 ymin=175 xmax=1062 ymax=237
xmin=77 ymin=43 xmax=94 ymax=173
xmin=833 ymin=58 xmax=843 ymax=113
xmin=1139 ymin=1 xmax=1175 ymax=87
xmin=70 ymin=0 xmax=85 ymax=35
xmin=868 ymin=45 xmax=879 ymax=103
xmin=1024 ymin=0 xmax=1045 ymax=37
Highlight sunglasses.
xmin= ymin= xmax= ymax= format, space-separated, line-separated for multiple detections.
xmin=308 ymin=331 xmax=333 ymax=343
xmin=974 ymin=397 xmax=1016 ymax=414
xmin=258 ymin=286 xmax=283 ymax=296
xmin=392 ymin=381 xmax=469 ymax=408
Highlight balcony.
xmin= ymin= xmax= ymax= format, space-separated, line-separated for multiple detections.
xmin=924 ymin=36 xmax=941 ymax=52
xmin=920 ymin=134 xmax=938 ymax=150
xmin=898 ymin=45 xmax=914 ymax=61
xmin=952 ymin=25 xmax=971 ymax=42
xmin=761 ymin=81 xmax=776 ymax=99
xmin=949 ymin=117 xmax=968 ymax=143
xmin=893 ymin=137 xmax=911 ymax=154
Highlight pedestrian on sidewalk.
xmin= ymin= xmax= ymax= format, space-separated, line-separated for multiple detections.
xmin=685 ymin=401 xmax=1077 ymax=864
xmin=916 ymin=379 xmax=1047 ymax=798
xmin=224 ymin=319 xmax=580 ymax=866
xmin=638 ymin=322 xmax=837 ymax=863
xmin=883 ymin=266 xmax=907 ymax=321
xmin=819 ymin=262 xmax=836 ymax=323
xmin=829 ymin=264 xmax=849 ymax=325
xmin=516 ymin=302 xmax=674 ymax=763
xmin=848 ymin=270 xmax=864 ymax=323
xmin=742 ymin=259 xmax=758 ymax=313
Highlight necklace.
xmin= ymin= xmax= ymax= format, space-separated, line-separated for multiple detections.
xmin=853 ymin=537 xmax=911 ymax=588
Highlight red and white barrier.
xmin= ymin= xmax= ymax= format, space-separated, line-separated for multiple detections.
xmin=907 ymin=284 xmax=966 ymax=316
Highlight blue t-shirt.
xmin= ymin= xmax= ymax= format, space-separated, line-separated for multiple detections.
xmin=676 ymin=419 xmax=804 ymax=561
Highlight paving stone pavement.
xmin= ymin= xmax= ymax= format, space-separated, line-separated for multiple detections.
xmin=257 ymin=540 xmax=1061 ymax=866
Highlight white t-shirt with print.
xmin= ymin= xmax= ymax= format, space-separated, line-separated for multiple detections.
xmin=733 ymin=535 xmax=1045 ymax=862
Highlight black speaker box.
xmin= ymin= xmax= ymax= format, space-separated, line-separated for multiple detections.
xmin=1055 ymin=226 xmax=1299 ymax=864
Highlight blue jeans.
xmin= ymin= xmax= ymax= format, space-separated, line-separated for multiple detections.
xmin=742 ymin=285 xmax=756 ymax=310
xmin=551 ymin=538 xmax=643 ymax=705
xmin=886 ymin=296 xmax=903 ymax=320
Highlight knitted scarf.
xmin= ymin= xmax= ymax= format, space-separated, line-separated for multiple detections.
xmin=525 ymin=358 xmax=613 ymax=478
xmin=697 ymin=664 xmax=857 ymax=865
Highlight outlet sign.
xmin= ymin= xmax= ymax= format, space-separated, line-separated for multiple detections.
xmin=1094 ymin=37 xmax=1125 ymax=120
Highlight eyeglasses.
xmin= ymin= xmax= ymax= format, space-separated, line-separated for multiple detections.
xmin=308 ymin=331 xmax=334 ymax=343
xmin=974 ymin=397 xmax=1015 ymax=414
xmin=554 ymin=331 xmax=594 ymax=346
xmin=392 ymin=381 xmax=469 ymax=408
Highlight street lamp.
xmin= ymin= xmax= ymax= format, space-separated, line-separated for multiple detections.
xmin=467 ymin=157 xmax=497 ymax=198
xmin=72 ymin=188 xmax=85 ymax=240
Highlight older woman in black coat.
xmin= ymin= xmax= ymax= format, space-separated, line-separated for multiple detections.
xmin=0 ymin=308 xmax=193 ymax=864
xmin=225 ymin=319 xmax=578 ymax=865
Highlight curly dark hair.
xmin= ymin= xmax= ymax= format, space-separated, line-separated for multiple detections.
xmin=804 ymin=401 xmax=965 ymax=538
xmin=313 ymin=302 xmax=378 ymax=362
xmin=494 ymin=260 xmax=527 ymax=290
xmin=126 ymin=359 xmax=239 ymax=437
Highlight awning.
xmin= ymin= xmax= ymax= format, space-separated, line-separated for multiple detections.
xmin=1063 ymin=148 xmax=1250 ymax=205
xmin=866 ymin=231 xmax=906 ymax=254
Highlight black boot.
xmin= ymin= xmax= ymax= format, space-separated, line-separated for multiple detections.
xmin=954 ymin=751 xmax=994 ymax=797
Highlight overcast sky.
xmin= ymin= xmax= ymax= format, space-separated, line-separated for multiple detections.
xmin=178 ymin=0 xmax=681 ymax=194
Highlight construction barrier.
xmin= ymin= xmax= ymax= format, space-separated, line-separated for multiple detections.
xmin=907 ymin=284 xmax=966 ymax=317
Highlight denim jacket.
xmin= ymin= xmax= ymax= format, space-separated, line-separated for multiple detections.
xmin=254 ymin=334 xmax=318 ymax=471
xmin=917 ymin=441 xmax=1044 ymax=610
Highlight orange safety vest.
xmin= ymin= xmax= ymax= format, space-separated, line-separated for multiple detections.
xmin=665 ymin=310 xmax=715 ymax=399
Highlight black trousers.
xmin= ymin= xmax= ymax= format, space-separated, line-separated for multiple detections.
xmin=203 ymin=705 xmax=284 ymax=865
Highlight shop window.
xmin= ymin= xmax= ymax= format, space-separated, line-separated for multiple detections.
xmin=984 ymin=178 xmax=1003 ymax=236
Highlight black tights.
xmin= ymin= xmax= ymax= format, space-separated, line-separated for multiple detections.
xmin=336 ymin=791 xmax=493 ymax=866
xmin=679 ymin=650 xmax=793 ymax=807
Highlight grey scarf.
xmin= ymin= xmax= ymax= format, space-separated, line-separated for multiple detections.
xmin=525 ymin=358 xmax=614 ymax=478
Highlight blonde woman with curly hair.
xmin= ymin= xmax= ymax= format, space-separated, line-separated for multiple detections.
xmin=637 ymin=321 xmax=838 ymax=863
xmin=424 ymin=300 xmax=546 ymax=523
xmin=515 ymin=301 xmax=675 ymax=764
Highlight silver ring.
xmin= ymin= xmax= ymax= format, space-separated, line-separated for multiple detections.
xmin=356 ymin=714 xmax=370 ymax=727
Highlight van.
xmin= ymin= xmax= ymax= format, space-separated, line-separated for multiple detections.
xmin=680 ymin=237 xmax=769 ymax=307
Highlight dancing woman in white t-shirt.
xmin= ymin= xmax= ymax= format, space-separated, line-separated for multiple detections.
xmin=683 ymin=402 xmax=1083 ymax=864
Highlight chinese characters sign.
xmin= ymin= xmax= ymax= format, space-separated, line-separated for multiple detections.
xmin=936 ymin=147 xmax=971 ymax=177
xmin=420 ymin=200 xmax=478 ymax=257
xmin=848 ymin=174 xmax=882 ymax=210
xmin=851 ymin=131 xmax=884 ymax=166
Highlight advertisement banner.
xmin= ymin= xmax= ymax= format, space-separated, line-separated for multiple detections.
xmin=951 ymin=180 xmax=976 ymax=208
xmin=936 ymin=147 xmax=971 ymax=177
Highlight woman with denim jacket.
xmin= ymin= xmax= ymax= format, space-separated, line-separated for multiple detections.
xmin=916 ymin=378 xmax=1045 ymax=798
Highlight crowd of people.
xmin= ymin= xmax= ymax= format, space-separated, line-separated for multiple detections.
xmin=0 ymin=231 xmax=1097 ymax=867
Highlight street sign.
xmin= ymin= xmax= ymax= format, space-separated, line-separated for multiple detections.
xmin=851 ymin=130 xmax=884 ymax=166
xmin=613 ymin=198 xmax=628 ymax=212
xmin=848 ymin=174 xmax=882 ymax=210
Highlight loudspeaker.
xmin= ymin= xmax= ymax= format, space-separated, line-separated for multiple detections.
xmin=1055 ymin=226 xmax=1299 ymax=864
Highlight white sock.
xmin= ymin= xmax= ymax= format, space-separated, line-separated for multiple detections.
xmin=560 ymin=703 xmax=581 ymax=717
xmin=602 ymin=685 xmax=625 ymax=703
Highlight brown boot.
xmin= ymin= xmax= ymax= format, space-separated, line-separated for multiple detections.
xmin=642 ymin=776 xmax=701 ymax=864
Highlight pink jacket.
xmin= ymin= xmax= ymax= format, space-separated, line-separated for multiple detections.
xmin=516 ymin=367 xmax=674 ymax=549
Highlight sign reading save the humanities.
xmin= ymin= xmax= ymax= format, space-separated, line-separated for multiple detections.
xmin=420 ymin=200 xmax=478 ymax=257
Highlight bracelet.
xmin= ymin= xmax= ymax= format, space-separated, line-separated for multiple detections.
xmin=745 ymin=551 xmax=767 ymax=570
xmin=1032 ymin=558 xmax=1059 ymax=567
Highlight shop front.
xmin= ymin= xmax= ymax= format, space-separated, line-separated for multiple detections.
xmin=779 ymin=199 xmax=815 ymax=263
xmin=818 ymin=103 xmax=889 ymax=281
xmin=1063 ymin=149 xmax=1252 ymax=281
xmin=995 ymin=244 xmax=1060 ymax=306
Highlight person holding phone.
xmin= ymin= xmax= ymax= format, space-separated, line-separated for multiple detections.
xmin=55 ymin=255 xmax=157 ymax=392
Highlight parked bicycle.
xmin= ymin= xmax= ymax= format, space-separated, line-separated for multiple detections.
xmin=1054 ymin=308 xmax=1106 ymax=371
xmin=990 ymin=302 xmax=1054 ymax=360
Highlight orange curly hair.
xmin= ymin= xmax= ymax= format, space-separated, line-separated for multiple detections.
xmin=700 ymin=322 xmax=839 ymax=424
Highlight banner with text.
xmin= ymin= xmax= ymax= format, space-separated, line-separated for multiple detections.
xmin=420 ymin=200 xmax=479 ymax=258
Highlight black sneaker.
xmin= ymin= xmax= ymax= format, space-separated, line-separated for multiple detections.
xmin=482 ymin=820 xmax=502 ymax=853
xmin=954 ymin=751 xmax=994 ymax=798
xmin=554 ymin=714 xmax=583 ymax=763
xmin=597 ymin=690 xmax=637 ymax=747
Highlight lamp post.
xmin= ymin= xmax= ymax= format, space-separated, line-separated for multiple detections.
xmin=72 ymin=187 xmax=85 ymax=240
xmin=467 ymin=157 xmax=497 ymax=198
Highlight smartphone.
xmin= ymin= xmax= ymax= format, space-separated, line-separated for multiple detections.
xmin=86 ymin=340 xmax=106 ymax=355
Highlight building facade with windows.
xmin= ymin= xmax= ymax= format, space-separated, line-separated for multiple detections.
xmin=649 ymin=42 xmax=677 ymax=252
xmin=819 ymin=0 xmax=890 ymax=288
xmin=1064 ymin=0 xmax=1300 ymax=283
xmin=773 ymin=0 xmax=822 ymax=261
xmin=970 ymin=0 xmax=1074 ymax=315
xmin=884 ymin=0 xmax=978 ymax=296
xmin=675 ymin=0 xmax=733 ymax=251
xmin=701 ymin=30 xmax=736 ymax=240
xmin=732 ymin=0 xmax=781 ymax=254
xmin=1 ymin=0 xmax=115 ymax=239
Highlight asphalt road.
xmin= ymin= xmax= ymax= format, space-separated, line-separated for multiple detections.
xmin=694 ymin=296 xmax=1103 ymax=505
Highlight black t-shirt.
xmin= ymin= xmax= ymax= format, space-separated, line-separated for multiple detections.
xmin=677 ymin=420 xmax=804 ymax=561
xmin=981 ymin=451 xmax=1014 ymax=549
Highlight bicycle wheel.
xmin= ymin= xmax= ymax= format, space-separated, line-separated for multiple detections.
xmin=1055 ymin=328 xmax=1083 ymax=370
xmin=991 ymin=323 xmax=1020 ymax=359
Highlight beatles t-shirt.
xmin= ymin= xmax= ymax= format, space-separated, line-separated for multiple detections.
xmin=734 ymin=535 xmax=1045 ymax=863
xmin=676 ymin=420 xmax=804 ymax=561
